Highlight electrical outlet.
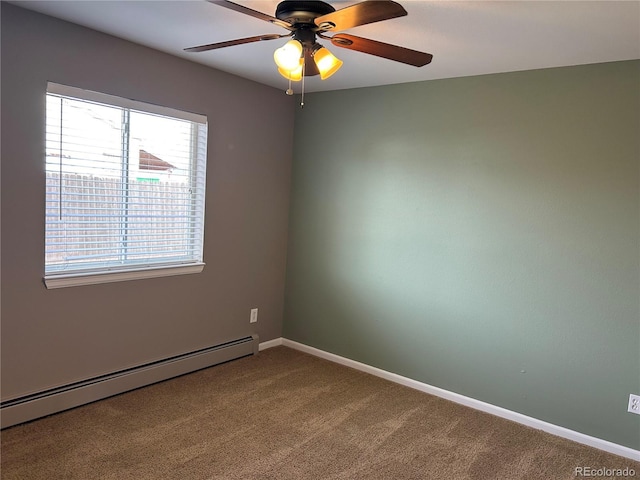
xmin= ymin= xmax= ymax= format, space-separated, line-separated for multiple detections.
xmin=628 ymin=394 xmax=640 ymax=415
xmin=250 ymin=308 xmax=258 ymax=324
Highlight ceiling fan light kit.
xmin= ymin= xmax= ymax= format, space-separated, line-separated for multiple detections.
xmin=274 ymin=38 xmax=343 ymax=81
xmin=186 ymin=0 xmax=433 ymax=101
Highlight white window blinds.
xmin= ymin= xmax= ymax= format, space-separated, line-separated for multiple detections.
xmin=44 ymin=83 xmax=208 ymax=287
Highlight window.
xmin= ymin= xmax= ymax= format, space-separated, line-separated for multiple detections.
xmin=44 ymin=83 xmax=208 ymax=288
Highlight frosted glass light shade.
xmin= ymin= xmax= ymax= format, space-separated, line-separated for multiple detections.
xmin=313 ymin=47 xmax=343 ymax=80
xmin=274 ymin=40 xmax=303 ymax=71
xmin=278 ymin=65 xmax=303 ymax=81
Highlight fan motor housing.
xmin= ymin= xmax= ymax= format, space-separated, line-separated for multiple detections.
xmin=275 ymin=0 xmax=335 ymax=25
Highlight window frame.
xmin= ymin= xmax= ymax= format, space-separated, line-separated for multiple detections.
xmin=43 ymin=83 xmax=208 ymax=289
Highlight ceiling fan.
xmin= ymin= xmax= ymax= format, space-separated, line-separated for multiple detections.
xmin=185 ymin=0 xmax=433 ymax=84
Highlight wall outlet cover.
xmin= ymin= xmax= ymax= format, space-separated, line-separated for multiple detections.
xmin=628 ymin=394 xmax=640 ymax=415
xmin=250 ymin=308 xmax=258 ymax=324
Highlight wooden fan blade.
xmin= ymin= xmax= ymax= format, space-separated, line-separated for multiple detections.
xmin=314 ymin=0 xmax=406 ymax=31
xmin=330 ymin=33 xmax=432 ymax=67
xmin=207 ymin=0 xmax=294 ymax=30
xmin=184 ymin=34 xmax=286 ymax=52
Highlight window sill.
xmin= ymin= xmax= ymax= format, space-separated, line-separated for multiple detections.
xmin=44 ymin=263 xmax=205 ymax=289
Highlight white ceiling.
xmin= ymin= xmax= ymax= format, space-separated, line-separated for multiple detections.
xmin=11 ymin=0 xmax=640 ymax=93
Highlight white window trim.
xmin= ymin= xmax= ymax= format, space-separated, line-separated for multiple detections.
xmin=47 ymin=83 xmax=207 ymax=124
xmin=44 ymin=263 xmax=205 ymax=289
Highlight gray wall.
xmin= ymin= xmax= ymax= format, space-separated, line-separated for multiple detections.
xmin=1 ymin=4 xmax=294 ymax=400
xmin=284 ymin=61 xmax=640 ymax=449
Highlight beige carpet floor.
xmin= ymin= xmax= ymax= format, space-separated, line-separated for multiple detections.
xmin=1 ymin=346 xmax=638 ymax=479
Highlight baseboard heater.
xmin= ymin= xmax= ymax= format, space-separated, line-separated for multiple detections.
xmin=1 ymin=334 xmax=259 ymax=429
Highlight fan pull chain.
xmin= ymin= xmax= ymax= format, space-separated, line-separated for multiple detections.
xmin=282 ymin=54 xmax=305 ymax=108
xmin=300 ymin=58 xmax=305 ymax=108
xmin=285 ymin=74 xmax=293 ymax=96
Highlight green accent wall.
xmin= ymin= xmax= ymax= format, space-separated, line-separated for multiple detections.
xmin=284 ymin=61 xmax=640 ymax=449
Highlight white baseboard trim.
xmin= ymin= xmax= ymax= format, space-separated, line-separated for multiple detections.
xmin=259 ymin=337 xmax=284 ymax=351
xmin=281 ymin=338 xmax=640 ymax=462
